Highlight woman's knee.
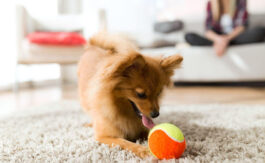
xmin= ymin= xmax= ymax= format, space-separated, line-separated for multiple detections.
xmin=252 ymin=26 xmax=265 ymax=32
xmin=251 ymin=26 xmax=265 ymax=42
xmin=232 ymin=26 xmax=265 ymax=44
xmin=249 ymin=26 xmax=265 ymax=37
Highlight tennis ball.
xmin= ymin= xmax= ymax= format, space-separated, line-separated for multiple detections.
xmin=148 ymin=123 xmax=186 ymax=159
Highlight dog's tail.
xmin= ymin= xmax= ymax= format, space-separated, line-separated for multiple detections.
xmin=86 ymin=32 xmax=138 ymax=54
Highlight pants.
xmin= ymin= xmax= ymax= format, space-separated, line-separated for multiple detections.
xmin=185 ymin=27 xmax=265 ymax=46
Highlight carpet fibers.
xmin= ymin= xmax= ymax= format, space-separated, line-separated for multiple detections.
xmin=1 ymin=101 xmax=265 ymax=162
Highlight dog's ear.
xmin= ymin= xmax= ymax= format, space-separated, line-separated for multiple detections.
xmin=106 ymin=54 xmax=145 ymax=77
xmin=120 ymin=54 xmax=145 ymax=76
xmin=160 ymin=54 xmax=183 ymax=77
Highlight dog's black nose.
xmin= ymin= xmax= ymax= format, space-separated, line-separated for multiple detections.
xmin=150 ymin=110 xmax=159 ymax=118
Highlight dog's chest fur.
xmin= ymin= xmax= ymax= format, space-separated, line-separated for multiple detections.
xmin=112 ymin=99 xmax=149 ymax=141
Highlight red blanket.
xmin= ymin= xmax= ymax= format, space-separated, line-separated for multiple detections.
xmin=27 ymin=32 xmax=86 ymax=45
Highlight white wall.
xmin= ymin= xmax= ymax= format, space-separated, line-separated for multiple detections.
xmin=0 ymin=1 xmax=17 ymax=88
xmin=58 ymin=0 xmax=82 ymax=14
xmin=248 ymin=0 xmax=265 ymax=14
xmin=18 ymin=0 xmax=58 ymax=16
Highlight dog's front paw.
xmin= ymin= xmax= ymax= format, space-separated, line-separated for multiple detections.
xmin=135 ymin=146 xmax=151 ymax=159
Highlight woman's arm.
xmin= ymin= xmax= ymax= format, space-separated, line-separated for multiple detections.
xmin=206 ymin=25 xmax=245 ymax=43
xmin=205 ymin=30 xmax=221 ymax=42
xmin=227 ymin=0 xmax=248 ymax=40
xmin=226 ymin=26 xmax=245 ymax=41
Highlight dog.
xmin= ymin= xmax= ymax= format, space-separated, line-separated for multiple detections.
xmin=78 ymin=33 xmax=183 ymax=158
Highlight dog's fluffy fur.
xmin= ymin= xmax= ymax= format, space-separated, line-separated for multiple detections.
xmin=78 ymin=33 xmax=183 ymax=158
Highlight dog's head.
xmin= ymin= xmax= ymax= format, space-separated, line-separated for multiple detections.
xmin=111 ymin=53 xmax=183 ymax=128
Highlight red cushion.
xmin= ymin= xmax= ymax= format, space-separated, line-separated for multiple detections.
xmin=27 ymin=32 xmax=86 ymax=45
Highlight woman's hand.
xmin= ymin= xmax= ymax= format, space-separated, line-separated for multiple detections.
xmin=213 ymin=35 xmax=230 ymax=57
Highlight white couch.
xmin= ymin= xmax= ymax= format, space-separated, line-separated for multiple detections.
xmin=14 ymin=4 xmax=86 ymax=90
xmin=16 ymin=4 xmax=85 ymax=64
xmin=141 ymin=14 xmax=265 ymax=82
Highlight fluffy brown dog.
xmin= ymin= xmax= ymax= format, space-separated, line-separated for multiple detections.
xmin=78 ymin=33 xmax=183 ymax=158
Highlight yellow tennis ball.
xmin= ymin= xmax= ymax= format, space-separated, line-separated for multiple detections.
xmin=148 ymin=123 xmax=186 ymax=159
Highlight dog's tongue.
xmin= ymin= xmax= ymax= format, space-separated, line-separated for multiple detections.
xmin=142 ymin=115 xmax=155 ymax=129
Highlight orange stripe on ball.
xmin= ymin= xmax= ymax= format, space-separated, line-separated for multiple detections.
xmin=148 ymin=129 xmax=186 ymax=159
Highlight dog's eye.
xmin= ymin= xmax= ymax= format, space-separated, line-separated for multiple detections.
xmin=136 ymin=92 xmax=147 ymax=99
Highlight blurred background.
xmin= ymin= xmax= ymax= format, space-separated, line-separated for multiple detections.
xmin=1 ymin=0 xmax=265 ymax=116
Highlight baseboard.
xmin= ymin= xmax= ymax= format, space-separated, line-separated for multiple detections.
xmin=0 ymin=79 xmax=66 ymax=92
xmin=174 ymin=81 xmax=265 ymax=87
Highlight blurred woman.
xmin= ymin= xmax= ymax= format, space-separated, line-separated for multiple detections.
xmin=185 ymin=0 xmax=265 ymax=56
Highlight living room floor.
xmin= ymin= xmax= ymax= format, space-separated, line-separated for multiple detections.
xmin=1 ymin=84 xmax=265 ymax=116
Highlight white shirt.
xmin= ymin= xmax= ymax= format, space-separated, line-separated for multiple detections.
xmin=220 ymin=14 xmax=233 ymax=34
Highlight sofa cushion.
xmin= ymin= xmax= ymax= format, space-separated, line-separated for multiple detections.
xmin=27 ymin=32 xmax=86 ymax=46
xmin=33 ymin=15 xmax=84 ymax=32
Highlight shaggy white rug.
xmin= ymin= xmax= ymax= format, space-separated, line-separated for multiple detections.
xmin=1 ymin=101 xmax=265 ymax=162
